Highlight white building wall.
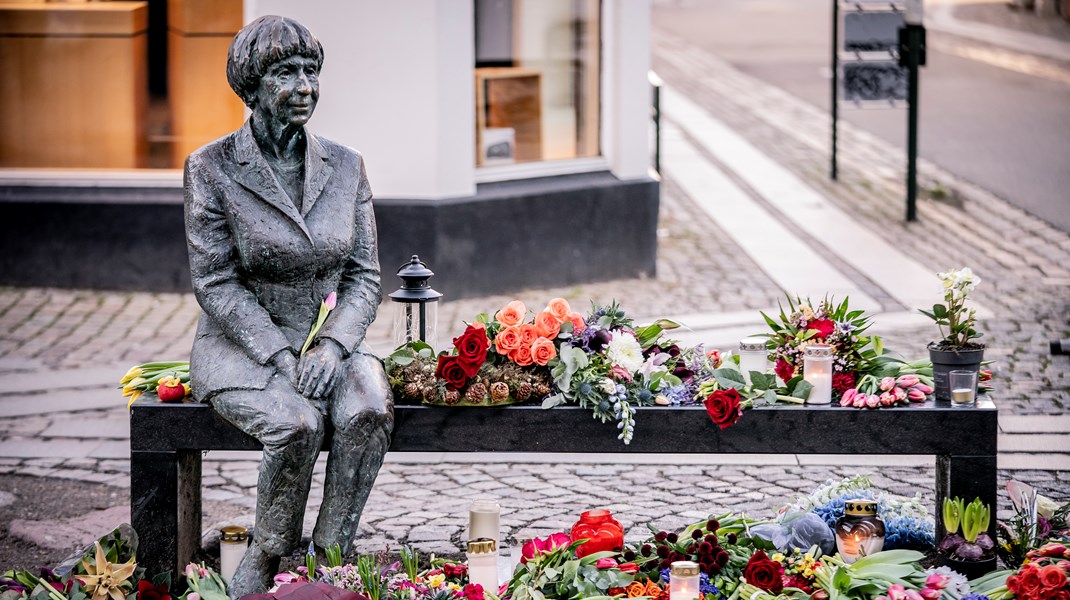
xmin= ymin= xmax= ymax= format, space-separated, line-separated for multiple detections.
xmin=244 ymin=0 xmax=651 ymax=198
xmin=245 ymin=0 xmax=476 ymax=199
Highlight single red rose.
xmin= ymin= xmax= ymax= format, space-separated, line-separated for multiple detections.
xmin=808 ymin=318 xmax=836 ymax=339
xmin=704 ymin=388 xmax=742 ymax=430
xmin=832 ymin=371 xmax=856 ymax=394
xmin=618 ymin=563 xmax=639 ymax=574
xmin=1021 ymin=567 xmax=1042 ymax=592
xmin=775 ymin=358 xmax=796 ymax=382
xmin=743 ymin=551 xmax=784 ymax=594
xmin=1040 ymin=564 xmax=1068 ymax=590
xmin=453 ymin=325 xmax=489 ymax=377
xmin=1006 ymin=574 xmax=1022 ymax=594
xmin=1051 ymin=590 xmax=1070 ymax=600
xmin=137 ymin=580 xmax=171 ymax=600
xmin=435 ymin=355 xmax=469 ymax=390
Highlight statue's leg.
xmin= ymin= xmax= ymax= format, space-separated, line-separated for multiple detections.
xmin=209 ymin=375 xmax=325 ymax=598
xmin=313 ymin=353 xmax=394 ymax=554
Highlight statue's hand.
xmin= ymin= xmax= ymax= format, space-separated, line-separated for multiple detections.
xmin=298 ymin=339 xmax=343 ymax=399
xmin=271 ymin=350 xmax=299 ymax=387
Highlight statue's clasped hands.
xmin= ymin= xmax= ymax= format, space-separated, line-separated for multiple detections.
xmin=273 ymin=340 xmax=343 ymax=400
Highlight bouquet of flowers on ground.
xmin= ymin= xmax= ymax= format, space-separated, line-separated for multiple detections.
xmin=780 ymin=475 xmax=935 ymax=551
xmin=506 ymin=531 xmax=637 ymax=600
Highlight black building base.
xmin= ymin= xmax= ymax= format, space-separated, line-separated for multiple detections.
xmin=0 ymin=172 xmax=659 ymax=300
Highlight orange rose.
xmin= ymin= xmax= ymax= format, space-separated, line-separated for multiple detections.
xmin=546 ymin=297 xmax=571 ymax=321
xmin=494 ymin=325 xmax=522 ymax=354
xmin=510 ymin=344 xmax=534 ymax=366
xmin=518 ymin=323 xmax=539 ymax=346
xmin=534 ymin=310 xmax=562 ymax=339
xmin=495 ymin=300 xmax=526 ymax=327
xmin=644 ymin=581 xmax=662 ymax=598
xmin=531 ymin=337 xmax=557 ymax=366
xmin=565 ymin=312 xmax=587 ymax=334
xmin=626 ymin=582 xmax=646 ymax=598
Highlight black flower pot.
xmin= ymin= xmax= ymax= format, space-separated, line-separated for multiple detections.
xmin=938 ymin=553 xmax=997 ymax=580
xmin=928 ymin=344 xmax=984 ymax=402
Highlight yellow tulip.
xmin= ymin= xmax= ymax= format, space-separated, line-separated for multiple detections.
xmin=126 ymin=390 xmax=142 ymax=409
xmin=119 ymin=367 xmax=143 ymax=385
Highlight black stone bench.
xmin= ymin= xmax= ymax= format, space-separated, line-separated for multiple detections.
xmin=129 ymin=398 xmax=998 ymax=576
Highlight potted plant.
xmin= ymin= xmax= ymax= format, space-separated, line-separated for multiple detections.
xmin=938 ymin=497 xmax=997 ymax=579
xmin=920 ymin=267 xmax=984 ymax=402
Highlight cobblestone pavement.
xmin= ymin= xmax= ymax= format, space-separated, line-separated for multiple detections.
xmin=2 ymin=19 xmax=1070 ymax=569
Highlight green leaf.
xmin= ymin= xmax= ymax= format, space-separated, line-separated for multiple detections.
xmin=542 ymin=394 xmax=567 ymax=409
xmin=750 ymin=372 xmax=777 ymax=390
xmin=933 ymin=304 xmax=948 ymax=318
xmin=789 ymin=378 xmax=814 ymax=400
xmin=760 ymin=389 xmax=777 ymax=406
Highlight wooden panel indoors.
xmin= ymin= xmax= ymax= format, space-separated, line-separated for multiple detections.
xmin=0 ymin=2 xmax=148 ymax=168
xmin=475 ymin=67 xmax=542 ymax=166
xmin=167 ymin=0 xmax=245 ymax=167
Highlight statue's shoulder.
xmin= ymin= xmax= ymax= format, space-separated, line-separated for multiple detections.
xmin=185 ymin=131 xmax=239 ymax=172
xmin=312 ymin=134 xmax=365 ymax=169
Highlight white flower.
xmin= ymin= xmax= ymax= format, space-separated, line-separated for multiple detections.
xmin=599 ymin=378 xmax=617 ymax=395
xmin=606 ymin=331 xmax=644 ymax=373
xmin=638 ymin=352 xmax=670 ymax=382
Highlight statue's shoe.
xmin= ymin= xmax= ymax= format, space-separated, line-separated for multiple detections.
xmin=227 ymin=542 xmax=280 ymax=599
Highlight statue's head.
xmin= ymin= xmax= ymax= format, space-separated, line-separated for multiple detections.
xmin=226 ymin=16 xmax=324 ymax=125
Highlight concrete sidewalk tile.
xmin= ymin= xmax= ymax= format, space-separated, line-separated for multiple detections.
xmin=1000 ymin=415 xmax=1070 ymax=433
xmin=0 ymin=439 xmax=102 ymax=459
xmin=88 ymin=440 xmax=130 ymax=459
xmin=998 ymin=453 xmax=1070 ymax=471
xmin=42 ymin=417 xmax=130 ymax=439
xmin=0 ymin=364 xmax=129 ymax=395
xmin=795 ymin=454 xmax=932 ymax=467
xmin=0 ymin=388 xmax=120 ymax=417
xmin=998 ymin=434 xmax=1070 ymax=453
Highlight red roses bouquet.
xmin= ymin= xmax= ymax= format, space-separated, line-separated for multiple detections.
xmin=1006 ymin=541 xmax=1070 ymax=600
xmin=385 ymin=298 xmax=573 ymax=407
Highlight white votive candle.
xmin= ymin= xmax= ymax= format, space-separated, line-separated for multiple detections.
xmin=219 ymin=525 xmax=249 ymax=583
xmin=803 ymin=344 xmax=833 ymax=404
xmin=469 ymin=499 xmax=501 ymax=545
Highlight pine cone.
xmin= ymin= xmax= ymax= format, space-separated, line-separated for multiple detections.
xmin=490 ymin=382 xmax=509 ymax=403
xmin=534 ymin=383 xmax=551 ymax=397
xmin=403 ymin=382 xmax=421 ymax=400
xmin=516 ymin=382 xmax=533 ymax=401
xmin=465 ymin=382 xmax=488 ymax=404
xmin=444 ymin=389 xmax=461 ymax=405
xmin=422 ymin=386 xmax=438 ymax=403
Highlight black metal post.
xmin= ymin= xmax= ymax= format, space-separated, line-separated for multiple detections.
xmin=652 ymin=75 xmax=662 ymax=175
xmin=905 ymin=24 xmax=923 ymax=222
xmin=830 ymin=0 xmax=839 ymax=180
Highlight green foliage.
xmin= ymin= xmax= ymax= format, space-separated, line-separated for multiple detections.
xmin=506 ymin=541 xmax=632 ymax=600
xmin=400 ymin=546 xmax=419 ymax=583
xmin=355 ymin=555 xmax=385 ymax=600
xmin=943 ymin=497 xmax=964 ymax=535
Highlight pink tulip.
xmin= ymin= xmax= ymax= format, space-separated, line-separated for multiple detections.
xmin=925 ymin=573 xmax=949 ymax=590
xmin=521 ymin=532 xmax=571 ymax=563
xmin=878 ymin=392 xmax=895 ymax=407
xmin=896 ymin=374 xmax=920 ymax=388
xmin=915 ymin=383 xmax=934 ymax=394
xmin=840 ymin=388 xmax=857 ymax=407
xmin=886 ymin=584 xmax=907 ymax=600
xmin=907 ymin=388 xmax=927 ymax=402
xmin=919 ymin=589 xmax=941 ymax=600
xmin=904 ymin=590 xmax=924 ymax=600
xmin=184 ymin=563 xmax=198 ymax=578
xmin=595 ymin=558 xmax=618 ymax=569
xmin=188 ymin=595 xmax=200 ymax=600
xmin=853 ymin=395 xmax=866 ymax=408
xmin=880 ymin=377 xmax=896 ymax=391
xmin=324 ymin=291 xmax=337 ymax=310
xmin=893 ymin=387 xmax=907 ymax=402
xmin=868 ymin=394 xmax=883 ymax=408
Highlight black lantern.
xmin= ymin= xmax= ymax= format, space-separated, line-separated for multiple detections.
xmin=389 ymin=255 xmax=442 ymax=348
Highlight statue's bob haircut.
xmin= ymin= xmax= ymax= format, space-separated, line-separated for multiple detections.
xmin=226 ymin=15 xmax=324 ymax=107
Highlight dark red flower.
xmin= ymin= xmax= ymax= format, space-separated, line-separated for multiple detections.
xmin=775 ymin=358 xmax=796 ymax=382
xmin=704 ymin=388 xmax=742 ymax=430
xmin=442 ymin=563 xmax=468 ymax=580
xmin=463 ymin=583 xmax=484 ymax=600
xmin=832 ymin=371 xmax=856 ymax=394
xmin=137 ymin=580 xmax=171 ymax=600
xmin=453 ymin=325 xmax=489 ymax=377
xmin=808 ymin=319 xmax=836 ymax=339
xmin=435 ymin=355 xmax=469 ymax=390
xmin=743 ymin=551 xmax=784 ymax=593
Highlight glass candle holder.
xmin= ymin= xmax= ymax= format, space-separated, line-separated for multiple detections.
xmin=218 ymin=525 xmax=249 ymax=583
xmin=835 ymin=500 xmax=885 ymax=564
xmin=469 ymin=499 xmax=501 ymax=546
xmin=570 ymin=509 xmax=624 ymax=558
xmin=803 ymin=344 xmax=833 ymax=404
xmin=739 ymin=337 xmax=769 ymax=386
xmin=949 ymin=370 xmax=977 ymax=407
xmin=669 ymin=561 xmax=700 ymax=600
xmin=466 ymin=538 xmax=499 ymax=592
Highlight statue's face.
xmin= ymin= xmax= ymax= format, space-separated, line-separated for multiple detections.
xmin=253 ymin=54 xmax=320 ymax=127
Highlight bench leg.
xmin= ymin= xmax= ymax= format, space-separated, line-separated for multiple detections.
xmin=935 ymin=453 xmax=997 ymax=540
xmin=131 ymin=450 xmax=203 ymax=577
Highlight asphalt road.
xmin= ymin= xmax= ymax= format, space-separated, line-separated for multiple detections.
xmin=652 ymin=0 xmax=1070 ymax=233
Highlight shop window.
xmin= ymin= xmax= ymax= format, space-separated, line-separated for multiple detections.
xmin=474 ymin=0 xmax=601 ymax=167
xmin=0 ymin=0 xmax=244 ymax=170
